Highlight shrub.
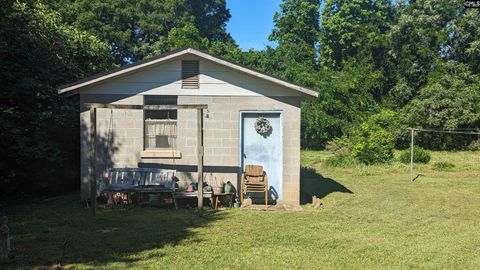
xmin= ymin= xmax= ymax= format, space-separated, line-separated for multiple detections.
xmin=399 ymin=146 xmax=431 ymax=164
xmin=351 ymin=123 xmax=395 ymax=164
xmin=325 ymin=136 xmax=352 ymax=154
xmin=368 ymin=109 xmax=399 ymax=131
xmin=324 ymin=136 xmax=357 ymax=167
xmin=367 ymin=109 xmax=408 ymax=148
xmin=324 ymin=152 xmax=357 ymax=167
xmin=467 ymin=139 xmax=480 ymax=151
xmin=432 ymin=161 xmax=455 ymax=171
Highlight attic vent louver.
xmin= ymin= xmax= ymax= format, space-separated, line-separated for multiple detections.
xmin=182 ymin=60 xmax=199 ymax=89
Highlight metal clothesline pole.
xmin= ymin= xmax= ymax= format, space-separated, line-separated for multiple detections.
xmin=407 ymin=127 xmax=479 ymax=182
xmin=409 ymin=128 xmax=415 ymax=182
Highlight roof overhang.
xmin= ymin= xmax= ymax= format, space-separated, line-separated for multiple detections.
xmin=57 ymin=48 xmax=319 ymax=98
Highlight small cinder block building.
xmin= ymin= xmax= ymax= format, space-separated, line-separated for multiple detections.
xmin=58 ymin=48 xmax=317 ymax=205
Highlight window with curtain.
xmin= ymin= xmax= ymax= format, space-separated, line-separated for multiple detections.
xmin=144 ymin=95 xmax=178 ymax=150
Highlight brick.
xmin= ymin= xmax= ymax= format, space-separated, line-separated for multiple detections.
xmin=125 ymin=128 xmax=143 ymax=138
xmin=205 ymin=129 xmax=230 ymax=138
xmin=185 ymin=120 xmax=197 ymax=129
xmin=205 ymin=137 xmax=222 ymax=147
xmin=214 ymin=112 xmax=232 ymax=121
xmin=113 ymin=120 xmax=134 ymax=128
xmin=283 ymin=183 xmax=299 ymax=191
xmin=221 ymin=138 xmax=238 ymax=147
xmin=185 ymin=137 xmax=197 ymax=147
xmin=212 ymin=147 xmax=231 ymax=156
xmin=182 ymin=128 xmax=200 ymax=138
xmin=204 ymin=156 xmax=228 ymax=165
xmin=179 ymin=146 xmax=196 ymax=156
xmin=123 ymin=110 xmax=139 ymax=118
xmin=129 ymin=144 xmax=142 ymax=151
xmin=205 ymin=120 xmax=224 ymax=130
xmin=180 ymin=156 xmax=197 ymax=165
xmin=175 ymin=119 xmax=187 ymax=129
xmin=229 ymin=111 xmax=240 ymax=121
xmin=192 ymin=96 xmax=213 ymax=103
xmin=285 ymin=142 xmax=299 ymax=149
xmin=215 ymin=97 xmax=232 ymax=104
xmin=221 ymin=156 xmax=238 ymax=165
xmin=222 ymin=120 xmax=238 ymax=130
xmin=133 ymin=138 xmax=144 ymax=146
xmin=229 ymin=130 xmax=240 ymax=139
xmin=133 ymin=119 xmax=143 ymax=129
xmin=119 ymin=137 xmax=135 ymax=146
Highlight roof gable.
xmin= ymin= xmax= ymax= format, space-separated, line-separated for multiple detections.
xmin=57 ymin=48 xmax=318 ymax=98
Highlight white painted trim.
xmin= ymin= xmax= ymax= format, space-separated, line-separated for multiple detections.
xmin=58 ymin=50 xmax=187 ymax=94
xmin=141 ymin=149 xmax=182 ymax=159
xmin=58 ymin=48 xmax=318 ymax=98
xmin=193 ymin=50 xmax=318 ymax=98
xmin=238 ymin=110 xmax=284 ymax=200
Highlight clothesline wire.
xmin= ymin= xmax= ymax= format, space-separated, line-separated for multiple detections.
xmin=408 ymin=128 xmax=480 ymax=135
xmin=413 ymin=127 xmax=479 ymax=131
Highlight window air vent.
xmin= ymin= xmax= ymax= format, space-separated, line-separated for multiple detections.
xmin=182 ymin=60 xmax=199 ymax=89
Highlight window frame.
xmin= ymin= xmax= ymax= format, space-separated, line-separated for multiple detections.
xmin=142 ymin=95 xmax=181 ymax=157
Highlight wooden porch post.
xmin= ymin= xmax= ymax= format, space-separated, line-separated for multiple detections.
xmin=89 ymin=107 xmax=97 ymax=216
xmin=197 ymin=108 xmax=204 ymax=216
xmin=83 ymin=103 xmax=208 ymax=217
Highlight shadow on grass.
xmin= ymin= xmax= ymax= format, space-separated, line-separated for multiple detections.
xmin=300 ymin=167 xmax=353 ymax=204
xmin=2 ymin=194 xmax=225 ymax=269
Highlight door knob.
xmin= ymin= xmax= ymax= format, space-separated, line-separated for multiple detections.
xmin=243 ymin=154 xmax=247 ymax=159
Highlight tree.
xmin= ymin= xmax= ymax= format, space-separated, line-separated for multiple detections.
xmin=402 ymin=62 xmax=480 ymax=149
xmin=446 ymin=5 xmax=480 ymax=73
xmin=0 ymin=0 xmax=113 ymax=196
xmin=320 ymin=0 xmax=394 ymax=69
xmin=389 ymin=0 xmax=464 ymax=89
xmin=58 ymin=0 xmax=233 ymax=64
xmin=190 ymin=0 xmax=232 ymax=42
xmin=301 ymin=64 xmax=379 ymax=149
xmin=270 ymin=0 xmax=320 ymax=66
xmin=319 ymin=0 xmax=395 ymax=102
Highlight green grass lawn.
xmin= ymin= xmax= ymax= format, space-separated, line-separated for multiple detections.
xmin=2 ymin=151 xmax=480 ymax=269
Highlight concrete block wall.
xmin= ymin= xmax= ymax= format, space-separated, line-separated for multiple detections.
xmin=80 ymin=94 xmax=302 ymax=205
xmin=80 ymin=94 xmax=144 ymax=200
xmin=177 ymin=96 xmax=301 ymax=204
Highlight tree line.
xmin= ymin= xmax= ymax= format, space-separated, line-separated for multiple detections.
xmin=1 ymin=0 xmax=479 ymax=196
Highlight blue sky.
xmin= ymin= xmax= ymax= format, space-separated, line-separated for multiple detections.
xmin=226 ymin=0 xmax=282 ymax=51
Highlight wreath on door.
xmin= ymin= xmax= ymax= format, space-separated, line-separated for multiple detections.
xmin=254 ymin=117 xmax=271 ymax=135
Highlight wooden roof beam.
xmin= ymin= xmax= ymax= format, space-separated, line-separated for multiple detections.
xmin=84 ymin=103 xmax=208 ymax=110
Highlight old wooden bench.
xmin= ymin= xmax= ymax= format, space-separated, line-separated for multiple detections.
xmin=172 ymin=191 xmax=213 ymax=209
xmin=103 ymin=168 xmax=215 ymax=208
xmin=103 ymin=168 xmax=176 ymax=205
